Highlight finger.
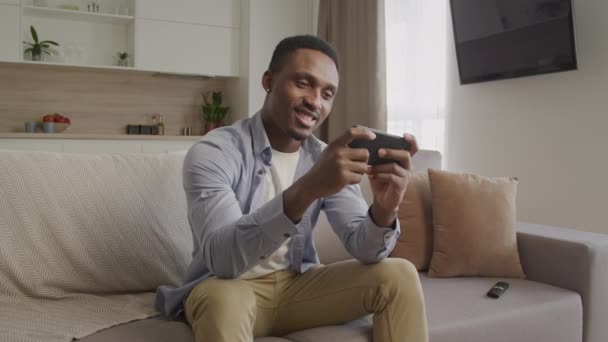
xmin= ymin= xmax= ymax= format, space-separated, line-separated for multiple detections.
xmin=403 ymin=133 xmax=419 ymax=156
xmin=333 ymin=126 xmax=376 ymax=147
xmin=343 ymin=147 xmax=370 ymax=162
xmin=368 ymin=172 xmax=403 ymax=184
xmin=346 ymin=161 xmax=370 ymax=175
xmin=378 ymin=149 xmax=412 ymax=170
xmin=370 ymin=161 xmax=407 ymax=178
xmin=345 ymin=171 xmax=364 ymax=185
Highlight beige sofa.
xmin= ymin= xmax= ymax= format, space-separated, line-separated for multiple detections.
xmin=0 ymin=149 xmax=606 ymax=342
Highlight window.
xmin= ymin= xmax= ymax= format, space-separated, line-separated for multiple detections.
xmin=385 ymin=0 xmax=448 ymax=155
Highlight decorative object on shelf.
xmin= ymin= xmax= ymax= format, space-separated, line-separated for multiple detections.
xmin=24 ymin=121 xmax=38 ymax=133
xmin=152 ymin=114 xmax=165 ymax=135
xmin=58 ymin=1 xmax=80 ymax=11
xmin=87 ymin=0 xmax=100 ymax=13
xmin=181 ymin=127 xmax=192 ymax=136
xmin=201 ymin=91 xmax=229 ymax=135
xmin=41 ymin=113 xmax=71 ymax=133
xmin=116 ymin=51 xmax=129 ymax=67
xmin=23 ymin=26 xmax=59 ymax=62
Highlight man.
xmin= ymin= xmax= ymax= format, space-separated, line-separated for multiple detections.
xmin=156 ymin=35 xmax=428 ymax=342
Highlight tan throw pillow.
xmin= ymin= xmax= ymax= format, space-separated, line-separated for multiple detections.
xmin=427 ymin=169 xmax=525 ymax=278
xmin=391 ymin=171 xmax=434 ymax=270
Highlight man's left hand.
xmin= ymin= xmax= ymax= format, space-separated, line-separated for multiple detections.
xmin=368 ymin=133 xmax=418 ymax=227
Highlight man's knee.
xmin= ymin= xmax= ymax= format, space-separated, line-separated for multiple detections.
xmin=373 ymin=258 xmax=421 ymax=292
xmin=185 ymin=278 xmax=256 ymax=322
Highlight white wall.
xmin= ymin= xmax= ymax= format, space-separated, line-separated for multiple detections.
xmin=227 ymin=0 xmax=315 ymax=121
xmin=445 ymin=0 xmax=608 ymax=234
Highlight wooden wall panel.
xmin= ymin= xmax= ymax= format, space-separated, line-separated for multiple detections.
xmin=0 ymin=62 xmax=230 ymax=135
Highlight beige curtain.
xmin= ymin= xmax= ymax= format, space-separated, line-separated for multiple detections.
xmin=317 ymin=0 xmax=387 ymax=142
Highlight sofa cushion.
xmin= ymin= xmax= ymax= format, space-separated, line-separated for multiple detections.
xmin=285 ymin=319 xmax=372 ymax=342
xmin=78 ymin=318 xmax=289 ymax=342
xmin=427 ymin=169 xmax=525 ymax=278
xmin=391 ymin=171 xmax=433 ymax=270
xmin=278 ymin=274 xmax=582 ymax=342
xmin=76 ymin=276 xmax=582 ymax=342
xmin=77 ymin=317 xmax=291 ymax=342
xmin=0 ymin=151 xmax=193 ymax=341
xmin=421 ymin=274 xmax=582 ymax=342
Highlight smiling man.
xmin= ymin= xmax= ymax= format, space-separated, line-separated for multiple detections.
xmin=155 ymin=35 xmax=428 ymax=342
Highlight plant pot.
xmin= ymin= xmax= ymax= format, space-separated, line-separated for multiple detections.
xmin=31 ymin=51 xmax=42 ymax=61
xmin=203 ymin=121 xmax=222 ymax=135
xmin=117 ymin=59 xmax=128 ymax=67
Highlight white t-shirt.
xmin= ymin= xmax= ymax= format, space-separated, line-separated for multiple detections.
xmin=239 ymin=147 xmax=301 ymax=279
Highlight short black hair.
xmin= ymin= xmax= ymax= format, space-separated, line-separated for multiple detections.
xmin=268 ymin=35 xmax=340 ymax=73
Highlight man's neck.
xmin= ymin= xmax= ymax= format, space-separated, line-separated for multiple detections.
xmin=261 ymin=111 xmax=303 ymax=153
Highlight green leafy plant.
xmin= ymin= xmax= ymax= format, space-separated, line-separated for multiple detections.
xmin=202 ymin=91 xmax=230 ymax=123
xmin=117 ymin=51 xmax=129 ymax=60
xmin=23 ymin=25 xmax=59 ymax=60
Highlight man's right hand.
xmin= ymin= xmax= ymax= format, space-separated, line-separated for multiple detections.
xmin=283 ymin=127 xmax=375 ymax=223
xmin=301 ymin=126 xmax=376 ymax=199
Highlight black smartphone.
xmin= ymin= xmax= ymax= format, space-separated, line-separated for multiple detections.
xmin=347 ymin=126 xmax=411 ymax=166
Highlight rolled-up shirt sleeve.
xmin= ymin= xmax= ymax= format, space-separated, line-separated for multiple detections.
xmin=184 ymin=141 xmax=299 ymax=279
xmin=322 ymin=183 xmax=400 ymax=264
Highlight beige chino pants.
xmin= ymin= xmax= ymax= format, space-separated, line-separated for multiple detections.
xmin=185 ymin=258 xmax=428 ymax=342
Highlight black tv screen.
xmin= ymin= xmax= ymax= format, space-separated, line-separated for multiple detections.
xmin=450 ymin=0 xmax=577 ymax=84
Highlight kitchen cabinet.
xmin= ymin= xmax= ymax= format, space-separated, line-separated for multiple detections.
xmin=135 ymin=19 xmax=239 ymax=76
xmin=0 ymin=3 xmax=21 ymax=62
xmin=134 ymin=0 xmax=240 ymax=76
xmin=135 ymin=0 xmax=239 ymax=28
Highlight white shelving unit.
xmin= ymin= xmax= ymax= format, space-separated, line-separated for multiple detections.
xmin=20 ymin=0 xmax=135 ymax=68
xmin=23 ymin=5 xmax=134 ymax=25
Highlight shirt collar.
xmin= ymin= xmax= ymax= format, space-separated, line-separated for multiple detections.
xmin=250 ymin=111 xmax=324 ymax=160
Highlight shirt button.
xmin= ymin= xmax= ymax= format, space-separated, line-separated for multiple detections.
xmin=283 ymin=233 xmax=291 ymax=238
xmin=260 ymin=255 xmax=266 ymax=260
xmin=257 ymin=169 xmax=265 ymax=175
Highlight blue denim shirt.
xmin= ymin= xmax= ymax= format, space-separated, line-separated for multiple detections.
xmin=155 ymin=112 xmax=400 ymax=319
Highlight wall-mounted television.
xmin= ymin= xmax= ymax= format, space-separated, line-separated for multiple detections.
xmin=449 ymin=0 xmax=578 ymax=84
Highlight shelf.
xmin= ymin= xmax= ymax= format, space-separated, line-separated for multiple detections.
xmin=23 ymin=5 xmax=134 ymax=25
xmin=21 ymin=60 xmax=136 ymax=72
xmin=0 ymin=133 xmax=202 ymax=141
xmin=8 ymin=61 xmax=218 ymax=78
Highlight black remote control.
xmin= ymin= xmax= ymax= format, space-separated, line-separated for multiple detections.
xmin=487 ymin=281 xmax=509 ymax=299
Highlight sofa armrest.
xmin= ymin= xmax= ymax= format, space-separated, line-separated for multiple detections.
xmin=517 ymin=222 xmax=608 ymax=342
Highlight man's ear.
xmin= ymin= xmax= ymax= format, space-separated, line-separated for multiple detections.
xmin=262 ymin=71 xmax=272 ymax=93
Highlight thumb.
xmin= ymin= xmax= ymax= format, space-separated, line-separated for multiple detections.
xmin=333 ymin=126 xmax=376 ymax=147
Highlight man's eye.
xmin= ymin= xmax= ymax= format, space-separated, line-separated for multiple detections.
xmin=296 ymin=80 xmax=309 ymax=87
xmin=323 ymin=92 xmax=334 ymax=100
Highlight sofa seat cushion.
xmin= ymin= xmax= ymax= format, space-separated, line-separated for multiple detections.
xmin=80 ymin=275 xmax=582 ymax=342
xmin=281 ymin=274 xmax=583 ymax=342
xmin=77 ymin=317 xmax=291 ymax=342
xmin=423 ymin=274 xmax=583 ymax=342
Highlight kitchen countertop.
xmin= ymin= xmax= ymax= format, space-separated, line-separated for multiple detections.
xmin=0 ymin=133 xmax=203 ymax=141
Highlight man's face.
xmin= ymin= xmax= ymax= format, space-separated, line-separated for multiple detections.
xmin=264 ymin=48 xmax=339 ymax=141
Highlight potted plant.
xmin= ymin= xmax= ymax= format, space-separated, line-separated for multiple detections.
xmin=201 ymin=91 xmax=229 ymax=134
xmin=23 ymin=25 xmax=59 ymax=61
xmin=116 ymin=51 xmax=129 ymax=67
